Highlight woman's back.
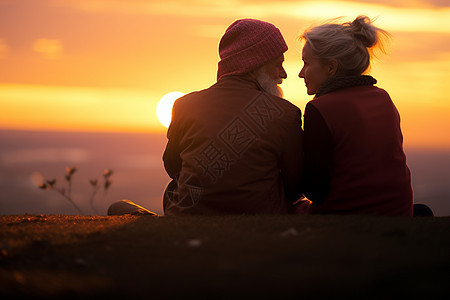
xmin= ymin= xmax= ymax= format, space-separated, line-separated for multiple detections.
xmin=308 ymin=84 xmax=413 ymax=215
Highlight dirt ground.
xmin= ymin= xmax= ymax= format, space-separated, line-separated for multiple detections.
xmin=1 ymin=214 xmax=449 ymax=299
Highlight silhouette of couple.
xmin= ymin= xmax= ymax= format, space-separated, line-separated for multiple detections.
xmin=108 ymin=17 xmax=433 ymax=217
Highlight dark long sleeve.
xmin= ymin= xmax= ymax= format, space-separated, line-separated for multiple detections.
xmin=162 ymin=103 xmax=183 ymax=179
xmin=162 ymin=136 xmax=181 ymax=179
xmin=303 ymin=103 xmax=333 ymax=204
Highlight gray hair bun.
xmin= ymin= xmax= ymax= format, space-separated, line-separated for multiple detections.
xmin=350 ymin=15 xmax=379 ymax=48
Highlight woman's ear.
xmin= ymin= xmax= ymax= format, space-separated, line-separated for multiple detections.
xmin=328 ymin=59 xmax=338 ymax=76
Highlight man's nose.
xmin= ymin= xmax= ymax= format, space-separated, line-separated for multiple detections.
xmin=280 ymin=68 xmax=287 ymax=79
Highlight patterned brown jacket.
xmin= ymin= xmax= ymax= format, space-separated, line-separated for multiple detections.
xmin=163 ymin=74 xmax=303 ymax=215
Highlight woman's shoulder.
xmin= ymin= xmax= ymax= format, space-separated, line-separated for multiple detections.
xmin=315 ymin=84 xmax=389 ymax=103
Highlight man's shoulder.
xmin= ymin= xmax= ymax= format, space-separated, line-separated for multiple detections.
xmin=245 ymin=93 xmax=303 ymax=131
xmin=176 ymin=84 xmax=301 ymax=118
xmin=260 ymin=92 xmax=302 ymax=116
xmin=172 ymin=89 xmax=205 ymax=108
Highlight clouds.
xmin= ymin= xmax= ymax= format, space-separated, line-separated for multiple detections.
xmin=0 ymin=0 xmax=449 ymax=147
xmin=192 ymin=24 xmax=227 ymax=39
xmin=1 ymin=148 xmax=89 ymax=164
xmin=0 ymin=84 xmax=164 ymax=131
xmin=50 ymin=0 xmax=450 ymax=33
xmin=52 ymin=0 xmax=242 ymax=17
xmin=0 ymin=38 xmax=8 ymax=59
xmin=33 ymin=38 xmax=63 ymax=59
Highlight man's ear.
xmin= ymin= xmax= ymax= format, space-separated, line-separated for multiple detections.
xmin=328 ymin=59 xmax=338 ymax=76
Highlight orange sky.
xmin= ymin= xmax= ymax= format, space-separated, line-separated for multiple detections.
xmin=1 ymin=0 xmax=450 ymax=149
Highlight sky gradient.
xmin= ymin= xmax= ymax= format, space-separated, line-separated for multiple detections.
xmin=1 ymin=0 xmax=450 ymax=148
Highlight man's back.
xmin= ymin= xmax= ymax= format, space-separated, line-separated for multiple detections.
xmin=163 ymin=75 xmax=303 ymax=215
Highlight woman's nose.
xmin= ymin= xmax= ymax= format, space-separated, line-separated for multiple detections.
xmin=299 ymin=68 xmax=305 ymax=78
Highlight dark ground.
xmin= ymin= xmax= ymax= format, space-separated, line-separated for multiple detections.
xmin=2 ymin=129 xmax=450 ymax=217
xmin=0 ymin=214 xmax=449 ymax=299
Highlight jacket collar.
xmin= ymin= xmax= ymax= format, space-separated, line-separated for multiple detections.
xmin=315 ymin=75 xmax=377 ymax=98
xmin=213 ymin=74 xmax=265 ymax=92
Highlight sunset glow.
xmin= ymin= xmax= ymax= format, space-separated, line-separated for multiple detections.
xmin=1 ymin=0 xmax=449 ymax=148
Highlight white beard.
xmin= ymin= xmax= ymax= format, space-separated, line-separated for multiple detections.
xmin=255 ymin=70 xmax=284 ymax=98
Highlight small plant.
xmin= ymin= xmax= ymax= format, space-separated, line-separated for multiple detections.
xmin=88 ymin=169 xmax=114 ymax=215
xmin=39 ymin=166 xmax=113 ymax=215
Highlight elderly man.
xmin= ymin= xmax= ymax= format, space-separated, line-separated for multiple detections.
xmin=108 ymin=19 xmax=303 ymax=216
xmin=162 ymin=19 xmax=303 ymax=215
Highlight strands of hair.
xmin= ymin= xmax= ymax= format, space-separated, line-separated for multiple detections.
xmin=298 ymin=15 xmax=391 ymax=75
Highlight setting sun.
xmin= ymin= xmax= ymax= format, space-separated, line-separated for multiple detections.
xmin=0 ymin=0 xmax=449 ymax=218
xmin=0 ymin=0 xmax=449 ymax=147
xmin=156 ymin=92 xmax=185 ymax=128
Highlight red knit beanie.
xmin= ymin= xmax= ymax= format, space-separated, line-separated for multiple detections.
xmin=217 ymin=19 xmax=288 ymax=80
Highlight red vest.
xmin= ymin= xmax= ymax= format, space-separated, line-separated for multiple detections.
xmin=309 ymin=85 xmax=413 ymax=216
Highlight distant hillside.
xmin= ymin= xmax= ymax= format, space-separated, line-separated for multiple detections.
xmin=0 ymin=130 xmax=449 ymax=216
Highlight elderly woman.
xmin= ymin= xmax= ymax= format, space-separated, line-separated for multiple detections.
xmin=298 ymin=15 xmax=415 ymax=216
